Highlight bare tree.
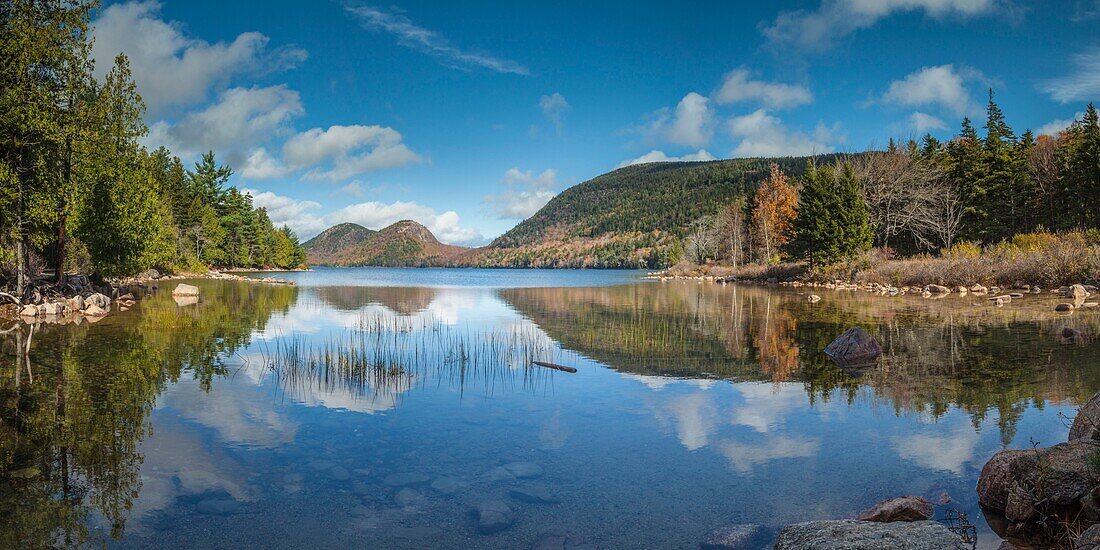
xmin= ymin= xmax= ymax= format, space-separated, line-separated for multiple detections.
xmin=718 ymin=198 xmax=748 ymax=268
xmin=920 ymin=180 xmax=964 ymax=249
xmin=848 ymin=150 xmax=946 ymax=251
xmin=1028 ymin=134 xmax=1060 ymax=227
xmin=684 ymin=215 xmax=719 ymax=264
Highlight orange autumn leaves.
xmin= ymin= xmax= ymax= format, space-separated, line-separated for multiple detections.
xmin=752 ymin=163 xmax=799 ymax=264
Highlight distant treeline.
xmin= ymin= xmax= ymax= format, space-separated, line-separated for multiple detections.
xmin=0 ymin=1 xmax=305 ymax=297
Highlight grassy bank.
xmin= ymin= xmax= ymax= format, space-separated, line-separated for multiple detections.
xmin=666 ymin=231 xmax=1100 ymax=288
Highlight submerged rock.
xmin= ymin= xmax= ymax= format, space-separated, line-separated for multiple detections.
xmin=474 ymin=500 xmax=515 ymax=534
xmin=1070 ymin=391 xmax=1100 ymax=442
xmin=430 ymin=476 xmax=466 ymax=495
xmin=807 ymin=294 xmax=821 ymax=303
xmin=383 ymin=472 xmax=430 ymax=487
xmin=699 ymin=523 xmax=769 ymax=549
xmin=773 ymin=520 xmax=964 ymax=549
xmin=823 ymin=327 xmax=881 ymax=366
xmin=1055 ymin=303 xmax=1075 ymax=312
xmin=172 ymin=283 xmax=200 ymax=297
xmin=503 ymin=461 xmax=544 ymax=479
xmin=509 ymin=485 xmax=560 ymax=504
xmin=857 ymin=496 xmax=933 ymax=522
xmin=977 ymin=439 xmax=1100 ymax=523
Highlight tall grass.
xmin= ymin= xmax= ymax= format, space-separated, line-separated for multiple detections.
xmin=259 ymin=313 xmax=571 ymax=404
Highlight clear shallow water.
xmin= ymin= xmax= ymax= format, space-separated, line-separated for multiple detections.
xmin=2 ymin=269 xmax=1099 ymax=549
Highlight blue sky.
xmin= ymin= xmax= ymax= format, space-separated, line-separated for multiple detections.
xmin=88 ymin=1 xmax=1100 ymax=244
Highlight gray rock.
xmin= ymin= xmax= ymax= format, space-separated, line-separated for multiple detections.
xmin=774 ymin=520 xmax=964 ymax=549
xmin=1055 ymin=303 xmax=1075 ymax=312
xmin=68 ymin=295 xmax=84 ymax=312
xmin=807 ymin=294 xmax=821 ymax=303
xmin=172 ymin=283 xmax=200 ymax=297
xmin=857 ymin=496 xmax=934 ymax=522
xmin=430 ymin=476 xmax=466 ymax=495
xmin=824 ymin=328 xmax=882 ymax=366
xmin=383 ymin=472 xmax=430 ymax=487
xmin=1070 ymin=391 xmax=1100 ymax=441
xmin=82 ymin=303 xmax=108 ymax=317
xmin=394 ymin=487 xmax=424 ymax=507
xmin=144 ymin=268 xmax=161 ymax=280
xmin=328 ymin=465 xmax=351 ymax=481
xmin=195 ymin=499 xmax=241 ymax=515
xmin=509 ymin=486 xmax=560 ymax=504
xmin=1066 ymin=284 xmax=1089 ymax=300
xmin=1078 ymin=524 xmax=1100 ymax=550
xmin=85 ymin=292 xmax=110 ymax=309
xmin=504 ymin=461 xmax=544 ymax=479
xmin=977 ymin=439 xmax=1100 ymax=523
xmin=925 ymin=284 xmax=950 ymax=294
xmin=699 ymin=522 xmax=768 ymax=549
xmin=475 ymin=500 xmax=515 ymax=534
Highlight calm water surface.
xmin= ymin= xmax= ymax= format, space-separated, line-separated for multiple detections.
xmin=2 ymin=268 xmax=1099 ymax=548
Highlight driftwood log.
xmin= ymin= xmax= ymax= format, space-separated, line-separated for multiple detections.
xmin=531 ymin=361 xmax=578 ymax=373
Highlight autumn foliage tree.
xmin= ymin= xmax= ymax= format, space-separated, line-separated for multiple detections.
xmin=750 ymin=163 xmax=798 ymax=264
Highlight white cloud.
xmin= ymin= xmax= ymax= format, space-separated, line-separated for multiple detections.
xmin=240 ymin=148 xmax=292 ymax=180
xmin=335 ymin=181 xmax=367 ymax=197
xmin=282 ymin=125 xmax=424 ymax=181
xmin=893 ymin=423 xmax=980 ymax=474
xmin=1042 ymin=47 xmax=1100 ymax=103
xmin=763 ymin=0 xmax=999 ymax=52
xmin=909 ymin=111 xmax=948 ymax=133
xmin=719 ymin=435 xmax=820 ymax=473
xmin=881 ymin=65 xmax=976 ymax=116
xmin=91 ymin=1 xmax=306 ymax=116
xmin=539 ymin=93 xmax=571 ymax=135
xmin=245 ymin=190 xmax=482 ymax=245
xmin=143 ymin=85 xmax=303 ymax=167
xmin=666 ymin=92 xmax=713 ymax=147
xmin=346 ymin=4 xmax=528 ymax=75
xmin=618 ymin=149 xmax=716 ymax=168
xmin=639 ymin=93 xmax=714 ymax=148
xmin=1037 ymin=113 xmax=1083 ymax=136
xmin=715 ymin=68 xmax=813 ymax=109
xmin=483 ymin=167 xmax=558 ymax=219
xmin=727 ymin=109 xmax=837 ymax=157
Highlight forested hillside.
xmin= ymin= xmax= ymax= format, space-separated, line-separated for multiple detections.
xmin=305 ymin=220 xmax=468 ymax=267
xmin=474 ymin=156 xmax=841 ymax=268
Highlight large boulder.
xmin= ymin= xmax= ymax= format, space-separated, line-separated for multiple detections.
xmin=172 ymin=283 xmax=200 ymax=297
xmin=1071 ymin=392 xmax=1100 ymax=442
xmin=857 ymin=496 xmax=934 ymax=522
xmin=977 ymin=440 xmax=1100 ymax=523
xmin=824 ymin=328 xmax=882 ymax=366
xmin=773 ymin=520 xmax=964 ymax=549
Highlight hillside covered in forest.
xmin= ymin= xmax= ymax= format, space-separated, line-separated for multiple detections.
xmin=304 ymin=220 xmax=468 ymax=267
xmin=466 ymin=156 xmax=841 ymax=268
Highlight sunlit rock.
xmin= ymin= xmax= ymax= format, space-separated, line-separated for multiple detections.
xmin=857 ymin=495 xmax=934 ymax=522
xmin=172 ymin=283 xmax=200 ymax=297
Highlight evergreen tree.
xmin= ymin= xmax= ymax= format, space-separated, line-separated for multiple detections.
xmin=787 ymin=162 xmax=873 ymax=267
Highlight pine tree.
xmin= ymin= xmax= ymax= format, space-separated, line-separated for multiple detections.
xmin=787 ymin=162 xmax=873 ymax=267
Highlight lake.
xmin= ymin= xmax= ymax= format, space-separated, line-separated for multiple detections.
xmin=2 ymin=267 xmax=1098 ymax=548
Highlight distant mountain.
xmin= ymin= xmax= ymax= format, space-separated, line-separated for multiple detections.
xmin=470 ymin=156 xmax=831 ymax=268
xmin=304 ymin=220 xmax=468 ymax=266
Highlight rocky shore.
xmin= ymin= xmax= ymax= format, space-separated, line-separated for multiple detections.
xmin=649 ymin=272 xmax=1099 ymax=311
xmin=0 ymin=269 xmax=295 ymax=323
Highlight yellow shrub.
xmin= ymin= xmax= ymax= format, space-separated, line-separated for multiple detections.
xmin=942 ymin=241 xmax=981 ymax=259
